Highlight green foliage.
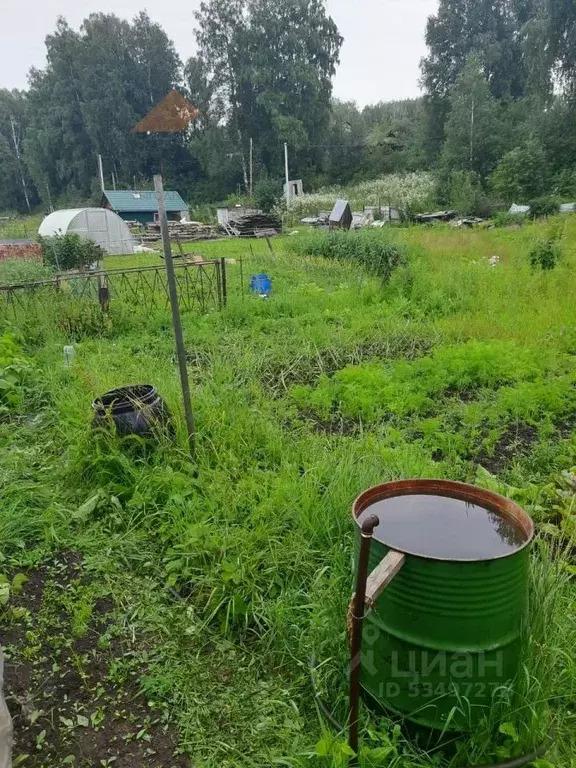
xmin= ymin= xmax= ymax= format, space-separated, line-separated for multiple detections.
xmin=491 ymin=212 xmax=526 ymax=228
xmin=291 ymin=341 xmax=543 ymax=423
xmin=0 ymin=258 xmax=54 ymax=286
xmin=0 ymin=89 xmax=38 ymax=213
xmin=437 ymin=170 xmax=490 ymax=216
xmin=24 ymin=13 xmax=184 ymax=203
xmin=54 ymin=299 xmax=113 ymax=339
xmin=527 ymin=197 xmax=560 ymax=220
xmin=195 ymin=0 xmax=343 ymax=185
xmin=491 ymin=140 xmax=551 ymax=203
xmin=253 ymin=179 xmax=283 ymax=212
xmin=0 ymin=332 xmax=33 ymax=414
xmin=40 ymin=233 xmax=105 ymax=271
xmin=554 ymin=167 xmax=576 ymax=198
xmin=287 ymin=230 xmax=405 ymax=282
xmin=441 ymin=55 xmax=504 ymax=179
xmin=1 ymin=225 xmax=576 ymax=766
xmin=528 ymin=237 xmax=562 ymax=271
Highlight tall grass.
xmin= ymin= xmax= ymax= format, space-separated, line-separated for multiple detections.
xmin=286 ymin=230 xmax=406 ymax=282
xmin=1 ymin=221 xmax=575 ymax=766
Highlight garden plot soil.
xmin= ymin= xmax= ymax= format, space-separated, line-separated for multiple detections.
xmin=476 ymin=424 xmax=539 ymax=474
xmin=1 ymin=553 xmax=189 ymax=768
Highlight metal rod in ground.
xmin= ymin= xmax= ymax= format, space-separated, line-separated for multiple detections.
xmin=284 ymin=142 xmax=290 ymax=209
xmin=154 ymin=174 xmax=196 ymax=457
xmin=349 ymin=514 xmax=379 ymax=760
xmin=220 ymin=258 xmax=228 ymax=306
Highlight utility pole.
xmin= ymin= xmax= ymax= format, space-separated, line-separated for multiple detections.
xmin=469 ymin=97 xmax=476 ymax=169
xmin=284 ymin=142 xmax=290 ymax=209
xmin=249 ymin=137 xmax=254 ymax=201
xmin=98 ymin=154 xmax=105 ymax=191
xmin=154 ymin=174 xmax=196 ymax=457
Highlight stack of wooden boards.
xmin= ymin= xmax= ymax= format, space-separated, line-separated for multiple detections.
xmin=141 ymin=221 xmax=221 ymax=245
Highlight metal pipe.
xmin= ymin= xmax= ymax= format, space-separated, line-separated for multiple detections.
xmin=154 ymin=174 xmax=196 ymax=458
xmin=249 ymin=137 xmax=254 ymax=200
xmin=220 ymin=258 xmax=228 ymax=307
xmin=284 ymin=142 xmax=290 ymax=209
xmin=349 ymin=513 xmax=380 ymax=758
xmin=98 ymin=154 xmax=105 ymax=192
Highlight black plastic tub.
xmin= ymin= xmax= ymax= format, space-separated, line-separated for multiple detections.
xmin=92 ymin=385 xmax=172 ymax=438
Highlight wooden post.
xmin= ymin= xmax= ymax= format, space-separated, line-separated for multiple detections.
xmin=154 ymin=174 xmax=196 ymax=457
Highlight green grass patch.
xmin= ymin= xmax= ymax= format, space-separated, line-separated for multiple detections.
xmin=0 ymin=222 xmax=575 ymax=767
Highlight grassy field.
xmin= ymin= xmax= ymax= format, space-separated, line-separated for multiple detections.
xmin=0 ymin=213 xmax=44 ymax=240
xmin=0 ymin=217 xmax=575 ymax=767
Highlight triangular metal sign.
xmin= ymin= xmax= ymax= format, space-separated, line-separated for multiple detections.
xmin=132 ymin=89 xmax=199 ymax=134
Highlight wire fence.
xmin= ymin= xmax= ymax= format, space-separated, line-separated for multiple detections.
xmin=0 ymin=259 xmax=226 ymax=321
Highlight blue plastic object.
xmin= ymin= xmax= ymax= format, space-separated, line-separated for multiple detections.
xmin=250 ymin=274 xmax=272 ymax=297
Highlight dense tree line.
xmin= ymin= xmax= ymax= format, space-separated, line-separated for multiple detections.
xmin=421 ymin=0 xmax=576 ymax=209
xmin=0 ymin=0 xmax=575 ymax=214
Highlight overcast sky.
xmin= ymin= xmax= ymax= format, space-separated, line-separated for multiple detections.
xmin=0 ymin=0 xmax=438 ymax=107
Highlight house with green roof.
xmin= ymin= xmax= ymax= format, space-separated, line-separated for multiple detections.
xmin=101 ymin=190 xmax=189 ymax=226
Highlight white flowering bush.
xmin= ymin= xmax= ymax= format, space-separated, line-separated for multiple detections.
xmin=288 ymin=172 xmax=435 ymax=218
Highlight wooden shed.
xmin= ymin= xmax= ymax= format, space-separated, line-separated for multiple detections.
xmin=101 ymin=190 xmax=189 ymax=226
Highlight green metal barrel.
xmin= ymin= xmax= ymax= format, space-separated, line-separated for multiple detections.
xmin=352 ymin=480 xmax=534 ymax=732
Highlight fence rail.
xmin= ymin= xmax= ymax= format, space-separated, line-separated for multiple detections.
xmin=0 ymin=259 xmax=226 ymax=319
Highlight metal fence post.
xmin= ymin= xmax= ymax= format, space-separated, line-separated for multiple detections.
xmin=220 ymin=258 xmax=228 ymax=307
xmin=154 ymin=174 xmax=196 ymax=458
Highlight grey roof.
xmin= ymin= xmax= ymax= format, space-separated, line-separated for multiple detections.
xmin=102 ymin=190 xmax=187 ymax=213
xmin=330 ymin=199 xmax=351 ymax=223
xmin=509 ymin=203 xmax=530 ymax=214
xmin=560 ymin=203 xmax=576 ymax=213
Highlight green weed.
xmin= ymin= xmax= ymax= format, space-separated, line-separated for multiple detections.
xmin=1 ymin=220 xmax=575 ymax=767
xmin=287 ymin=229 xmax=406 ymax=282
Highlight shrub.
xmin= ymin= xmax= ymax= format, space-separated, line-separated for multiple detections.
xmin=440 ymin=170 xmax=491 ymax=217
xmin=286 ymin=230 xmax=405 ymax=282
xmin=491 ymin=212 xmax=526 ymax=228
xmin=490 ymin=140 xmax=550 ymax=203
xmin=527 ymin=197 xmax=560 ymax=220
xmin=39 ymin=233 xmax=105 ymax=271
xmin=528 ymin=237 xmax=562 ymax=271
xmin=253 ymin=179 xmax=283 ymax=213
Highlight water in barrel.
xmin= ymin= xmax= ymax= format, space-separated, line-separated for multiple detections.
xmin=357 ymin=494 xmax=526 ymax=560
